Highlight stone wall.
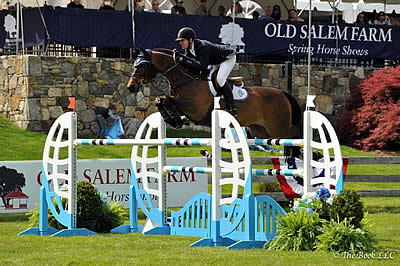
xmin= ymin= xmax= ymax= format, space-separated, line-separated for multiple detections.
xmin=0 ymin=55 xmax=158 ymax=136
xmin=230 ymin=63 xmax=372 ymax=121
xmin=0 ymin=55 xmax=373 ymax=136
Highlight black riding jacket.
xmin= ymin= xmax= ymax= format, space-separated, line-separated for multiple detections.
xmin=184 ymin=39 xmax=235 ymax=72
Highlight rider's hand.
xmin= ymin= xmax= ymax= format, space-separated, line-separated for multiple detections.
xmin=176 ymin=56 xmax=184 ymax=64
xmin=200 ymin=69 xmax=209 ymax=80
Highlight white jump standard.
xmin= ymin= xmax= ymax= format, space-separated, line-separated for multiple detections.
xmin=19 ymin=96 xmax=344 ymax=250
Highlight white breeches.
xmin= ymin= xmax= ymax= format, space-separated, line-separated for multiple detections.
xmin=216 ymin=55 xmax=236 ymax=87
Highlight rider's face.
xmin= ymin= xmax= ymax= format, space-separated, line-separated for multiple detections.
xmin=179 ymin=39 xmax=189 ymax=49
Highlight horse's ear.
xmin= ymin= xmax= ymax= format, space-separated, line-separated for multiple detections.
xmin=139 ymin=47 xmax=146 ymax=54
xmin=137 ymin=47 xmax=152 ymax=58
xmin=133 ymin=48 xmax=140 ymax=58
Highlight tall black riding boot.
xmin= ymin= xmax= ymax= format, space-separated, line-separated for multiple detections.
xmin=220 ymin=83 xmax=238 ymax=116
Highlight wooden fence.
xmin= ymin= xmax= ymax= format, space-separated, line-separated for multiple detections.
xmin=207 ymin=157 xmax=400 ymax=201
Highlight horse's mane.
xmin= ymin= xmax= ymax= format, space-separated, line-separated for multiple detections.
xmin=153 ymin=48 xmax=174 ymax=55
xmin=153 ymin=48 xmax=196 ymax=64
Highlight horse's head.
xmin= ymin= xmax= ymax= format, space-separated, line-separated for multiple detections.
xmin=127 ymin=48 xmax=157 ymax=93
xmin=127 ymin=48 xmax=192 ymax=93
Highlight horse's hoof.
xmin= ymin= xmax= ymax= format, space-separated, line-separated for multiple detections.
xmin=182 ymin=118 xmax=190 ymax=126
xmin=227 ymin=108 xmax=238 ymax=117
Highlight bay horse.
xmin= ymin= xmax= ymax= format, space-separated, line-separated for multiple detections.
xmin=128 ymin=48 xmax=303 ymax=154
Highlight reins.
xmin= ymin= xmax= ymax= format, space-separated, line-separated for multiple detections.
xmin=151 ymin=50 xmax=200 ymax=91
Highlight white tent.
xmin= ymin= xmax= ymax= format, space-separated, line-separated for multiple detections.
xmin=2 ymin=1 xmax=295 ymax=17
xmin=297 ymin=0 xmax=400 ymax=23
xmin=3 ymin=1 xmax=103 ymax=9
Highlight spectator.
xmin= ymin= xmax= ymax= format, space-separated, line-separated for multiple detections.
xmin=125 ymin=0 xmax=143 ymax=11
xmin=148 ymin=0 xmax=162 ymax=13
xmin=217 ymin=5 xmax=226 ymax=17
xmin=288 ymin=9 xmax=304 ymax=22
xmin=252 ymin=11 xmax=260 ymax=20
xmin=195 ymin=0 xmax=209 ymax=16
xmin=136 ymin=0 xmax=145 ymax=12
xmin=95 ymin=105 xmax=120 ymax=138
xmin=371 ymin=10 xmax=378 ymax=23
xmin=374 ymin=11 xmax=391 ymax=25
xmin=171 ymin=0 xmax=187 ymax=15
xmin=271 ymin=5 xmax=281 ymax=20
xmin=391 ymin=11 xmax=400 ymax=26
xmin=260 ymin=6 xmax=273 ymax=20
xmin=230 ymin=2 xmax=244 ymax=18
xmin=355 ymin=12 xmax=368 ymax=25
xmin=67 ymin=0 xmax=85 ymax=55
xmin=67 ymin=0 xmax=84 ymax=9
xmin=100 ymin=0 xmax=114 ymax=10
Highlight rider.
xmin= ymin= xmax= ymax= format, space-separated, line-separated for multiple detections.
xmin=175 ymin=27 xmax=238 ymax=116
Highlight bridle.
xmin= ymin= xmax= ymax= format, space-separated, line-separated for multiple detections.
xmin=132 ymin=50 xmax=199 ymax=90
xmin=131 ymin=56 xmax=154 ymax=87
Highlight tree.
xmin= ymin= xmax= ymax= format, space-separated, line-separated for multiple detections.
xmin=0 ymin=166 xmax=26 ymax=207
xmin=336 ymin=66 xmax=400 ymax=151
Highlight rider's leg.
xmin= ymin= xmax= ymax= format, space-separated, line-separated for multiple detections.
xmin=217 ymin=55 xmax=238 ymax=116
xmin=219 ymin=83 xmax=238 ymax=116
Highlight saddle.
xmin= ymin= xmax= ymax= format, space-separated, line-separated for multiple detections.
xmin=176 ymin=53 xmax=244 ymax=86
xmin=209 ymin=68 xmax=248 ymax=101
xmin=176 ymin=53 xmax=248 ymax=101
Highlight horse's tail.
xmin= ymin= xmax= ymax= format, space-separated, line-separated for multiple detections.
xmin=283 ymin=91 xmax=303 ymax=129
xmin=283 ymin=91 xmax=303 ymax=158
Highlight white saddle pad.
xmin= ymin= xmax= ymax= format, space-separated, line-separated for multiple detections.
xmin=207 ymin=68 xmax=248 ymax=101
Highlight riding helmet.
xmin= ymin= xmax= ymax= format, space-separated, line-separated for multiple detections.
xmin=176 ymin=27 xmax=196 ymax=41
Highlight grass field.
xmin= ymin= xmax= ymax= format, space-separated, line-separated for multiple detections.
xmin=1 ymin=115 xmax=400 ymax=264
xmin=1 ymin=204 xmax=399 ymax=265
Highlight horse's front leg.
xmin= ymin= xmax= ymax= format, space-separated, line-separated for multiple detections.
xmin=127 ymin=77 xmax=139 ymax=93
xmin=156 ymin=97 xmax=185 ymax=128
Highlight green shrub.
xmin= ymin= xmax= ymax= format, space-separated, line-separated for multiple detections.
xmin=97 ymin=201 xmax=129 ymax=232
xmin=26 ymin=181 xmax=126 ymax=233
xmin=266 ymin=209 xmax=322 ymax=251
xmin=27 ymin=199 xmax=66 ymax=230
xmin=77 ymin=181 xmax=104 ymax=222
xmin=316 ymin=218 xmax=376 ymax=252
xmin=329 ymin=190 xmax=364 ymax=228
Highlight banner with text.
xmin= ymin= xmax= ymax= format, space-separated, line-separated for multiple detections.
xmin=0 ymin=157 xmax=207 ymax=213
xmin=1 ymin=7 xmax=399 ymax=59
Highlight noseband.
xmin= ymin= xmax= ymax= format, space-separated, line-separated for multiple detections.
xmin=132 ymin=50 xmax=197 ymax=90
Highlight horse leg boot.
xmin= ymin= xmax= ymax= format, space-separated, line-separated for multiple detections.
xmin=220 ymin=83 xmax=238 ymax=116
xmin=156 ymin=99 xmax=178 ymax=128
xmin=163 ymin=98 xmax=184 ymax=129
